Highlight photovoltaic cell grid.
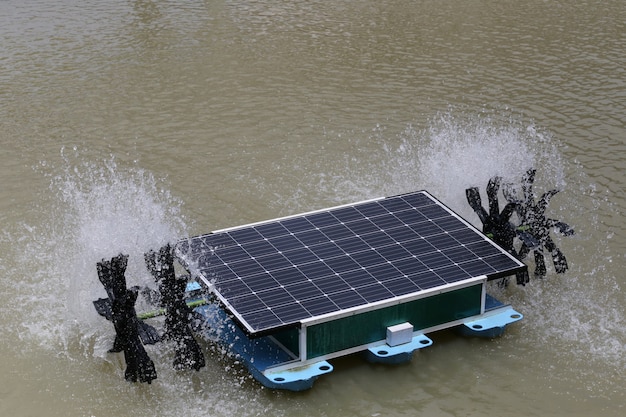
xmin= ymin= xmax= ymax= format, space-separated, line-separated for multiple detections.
xmin=177 ymin=191 xmax=526 ymax=335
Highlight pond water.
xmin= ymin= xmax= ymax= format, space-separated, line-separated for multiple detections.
xmin=1 ymin=1 xmax=624 ymax=416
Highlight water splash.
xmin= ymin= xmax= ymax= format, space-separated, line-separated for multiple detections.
xmin=0 ymin=150 xmax=293 ymax=417
xmin=264 ymin=109 xmax=623 ymax=399
xmin=3 ymin=114 xmax=621 ymax=411
xmin=384 ymin=112 xmax=566 ymax=217
xmin=9 ymin=151 xmax=188 ymax=358
xmin=278 ymin=110 xmax=566 ymax=220
xmin=304 ymin=110 xmax=625 ymax=396
xmin=399 ymin=113 xmax=624 ymax=390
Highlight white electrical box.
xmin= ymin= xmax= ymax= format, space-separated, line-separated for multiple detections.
xmin=386 ymin=322 xmax=414 ymax=346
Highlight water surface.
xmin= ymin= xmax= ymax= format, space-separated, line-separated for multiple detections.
xmin=1 ymin=1 xmax=624 ymax=416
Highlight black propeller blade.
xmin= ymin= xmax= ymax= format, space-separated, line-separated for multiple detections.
xmin=503 ymin=168 xmax=575 ymax=278
xmin=466 ymin=177 xmax=530 ymax=285
xmin=145 ymin=244 xmax=205 ymax=372
xmin=94 ymin=254 xmax=157 ymax=383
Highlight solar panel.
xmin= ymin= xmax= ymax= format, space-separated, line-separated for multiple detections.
xmin=176 ymin=191 xmax=526 ymax=335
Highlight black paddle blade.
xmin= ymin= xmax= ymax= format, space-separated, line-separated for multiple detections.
xmin=145 ymin=244 xmax=176 ymax=283
xmin=500 ymin=202 xmax=518 ymax=222
xmin=552 ymin=248 xmax=568 ymax=273
xmin=516 ymin=269 xmax=530 ymax=286
xmin=522 ymin=169 xmax=536 ymax=201
xmin=466 ymin=187 xmax=489 ymax=225
xmin=94 ymin=254 xmax=158 ymax=383
xmin=173 ymin=334 xmax=206 ymax=372
xmin=518 ymin=243 xmax=531 ymax=260
xmin=466 ymin=187 xmax=482 ymax=212
xmin=486 ymin=178 xmax=498 ymax=216
xmin=537 ymin=189 xmax=559 ymax=215
xmin=93 ymin=298 xmax=113 ymax=320
xmin=146 ymin=244 xmax=206 ymax=372
xmin=517 ymin=230 xmax=540 ymax=250
xmin=486 ymin=176 xmax=502 ymax=217
xmin=502 ymin=181 xmax=520 ymax=205
xmin=534 ymin=250 xmax=547 ymax=278
xmin=93 ymin=297 xmax=161 ymax=345
xmin=96 ymin=254 xmax=129 ymax=300
xmin=553 ymin=221 xmax=575 ymax=236
xmin=137 ymin=320 xmax=161 ymax=345
xmin=123 ymin=336 xmax=157 ymax=383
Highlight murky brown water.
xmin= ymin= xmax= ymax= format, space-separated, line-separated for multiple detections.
xmin=1 ymin=1 xmax=624 ymax=416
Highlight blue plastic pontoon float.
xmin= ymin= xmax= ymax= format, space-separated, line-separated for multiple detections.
xmin=174 ymin=190 xmax=525 ymax=391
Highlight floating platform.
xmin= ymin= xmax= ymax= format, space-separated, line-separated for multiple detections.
xmin=175 ymin=190 xmax=526 ymax=391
